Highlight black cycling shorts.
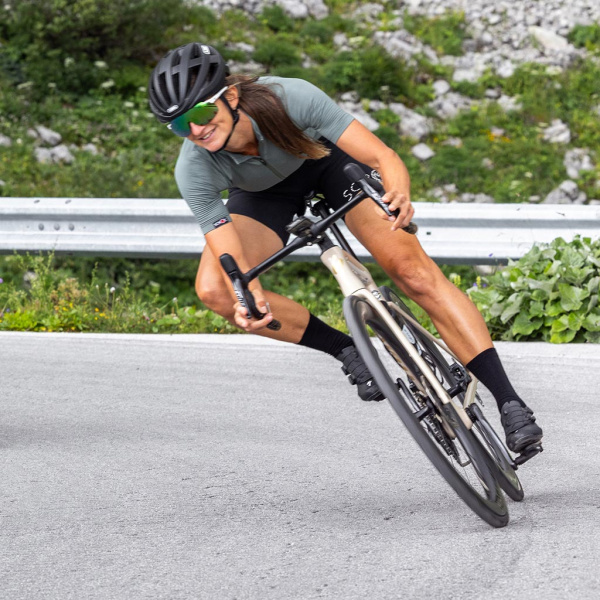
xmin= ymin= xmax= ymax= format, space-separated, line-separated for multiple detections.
xmin=226 ymin=137 xmax=380 ymax=244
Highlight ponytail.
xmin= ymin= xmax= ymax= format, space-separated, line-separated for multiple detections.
xmin=226 ymin=75 xmax=330 ymax=160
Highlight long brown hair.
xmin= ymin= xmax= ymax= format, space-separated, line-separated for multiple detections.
xmin=227 ymin=75 xmax=330 ymax=160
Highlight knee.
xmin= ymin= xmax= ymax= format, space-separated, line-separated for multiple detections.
xmin=195 ymin=280 xmax=233 ymax=317
xmin=388 ymin=258 xmax=440 ymax=300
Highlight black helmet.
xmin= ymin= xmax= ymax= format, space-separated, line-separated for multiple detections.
xmin=148 ymin=42 xmax=230 ymax=123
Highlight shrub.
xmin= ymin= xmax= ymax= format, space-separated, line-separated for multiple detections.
xmin=0 ymin=0 xmax=196 ymax=98
xmin=259 ymin=5 xmax=295 ymax=33
xmin=252 ymin=36 xmax=302 ymax=70
xmin=323 ymin=46 xmax=411 ymax=99
xmin=568 ymin=24 xmax=600 ymax=51
xmin=468 ymin=236 xmax=600 ymax=343
xmin=403 ymin=11 xmax=467 ymax=56
xmin=300 ymin=20 xmax=335 ymax=44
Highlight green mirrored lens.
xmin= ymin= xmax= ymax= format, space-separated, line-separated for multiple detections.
xmin=187 ymin=103 xmax=218 ymax=126
xmin=168 ymin=103 xmax=219 ymax=137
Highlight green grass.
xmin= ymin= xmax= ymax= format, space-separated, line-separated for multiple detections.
xmin=0 ymin=253 xmax=479 ymax=335
xmin=1 ymin=1 xmax=599 ymax=338
xmin=403 ymin=11 xmax=467 ymax=56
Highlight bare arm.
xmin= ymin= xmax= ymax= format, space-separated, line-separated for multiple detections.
xmin=336 ymin=120 xmax=414 ymax=230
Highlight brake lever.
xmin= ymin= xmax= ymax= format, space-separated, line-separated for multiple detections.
xmin=343 ymin=163 xmax=418 ymax=235
xmin=219 ymin=253 xmax=282 ymax=331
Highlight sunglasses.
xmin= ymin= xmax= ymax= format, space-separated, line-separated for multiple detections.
xmin=167 ymin=86 xmax=229 ymax=137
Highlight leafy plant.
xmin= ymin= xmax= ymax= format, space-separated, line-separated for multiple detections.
xmin=568 ymin=24 xmax=600 ymax=51
xmin=322 ymin=45 xmax=411 ymax=100
xmin=252 ymin=35 xmax=302 ymax=70
xmin=0 ymin=0 xmax=196 ymax=99
xmin=403 ymin=11 xmax=467 ymax=56
xmin=468 ymin=236 xmax=600 ymax=343
xmin=259 ymin=5 xmax=296 ymax=33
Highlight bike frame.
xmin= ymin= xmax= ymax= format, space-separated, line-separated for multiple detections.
xmin=233 ymin=185 xmax=479 ymax=430
xmin=319 ymin=242 xmax=478 ymax=430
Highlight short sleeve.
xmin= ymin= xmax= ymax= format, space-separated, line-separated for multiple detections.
xmin=175 ymin=140 xmax=232 ymax=235
xmin=270 ymin=78 xmax=355 ymax=143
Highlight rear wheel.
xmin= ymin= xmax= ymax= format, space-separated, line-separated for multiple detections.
xmin=379 ymin=287 xmax=524 ymax=502
xmin=344 ymin=293 xmax=509 ymax=528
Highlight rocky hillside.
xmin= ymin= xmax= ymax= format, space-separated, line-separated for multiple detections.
xmin=0 ymin=0 xmax=598 ymax=204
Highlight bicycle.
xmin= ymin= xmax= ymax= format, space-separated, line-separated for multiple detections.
xmin=219 ymin=163 xmax=542 ymax=528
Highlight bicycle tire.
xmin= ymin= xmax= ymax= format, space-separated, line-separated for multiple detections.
xmin=344 ymin=294 xmax=509 ymax=528
xmin=379 ymin=287 xmax=524 ymax=502
xmin=469 ymin=404 xmax=524 ymax=501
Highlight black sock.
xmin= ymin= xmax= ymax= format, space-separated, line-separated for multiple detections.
xmin=466 ymin=348 xmax=526 ymax=411
xmin=298 ymin=313 xmax=353 ymax=358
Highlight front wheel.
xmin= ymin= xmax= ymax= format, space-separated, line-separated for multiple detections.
xmin=344 ymin=294 xmax=509 ymax=528
xmin=378 ymin=286 xmax=524 ymax=502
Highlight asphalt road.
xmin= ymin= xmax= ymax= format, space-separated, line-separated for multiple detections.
xmin=2 ymin=332 xmax=599 ymax=600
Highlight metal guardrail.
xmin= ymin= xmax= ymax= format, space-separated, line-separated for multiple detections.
xmin=1 ymin=197 xmax=599 ymax=264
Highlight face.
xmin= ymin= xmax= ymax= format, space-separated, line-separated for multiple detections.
xmin=187 ymin=98 xmax=234 ymax=152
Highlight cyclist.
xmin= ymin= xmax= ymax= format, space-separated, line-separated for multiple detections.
xmin=148 ymin=42 xmax=543 ymax=455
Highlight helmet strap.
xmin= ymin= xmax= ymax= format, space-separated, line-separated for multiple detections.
xmin=208 ymin=97 xmax=240 ymax=153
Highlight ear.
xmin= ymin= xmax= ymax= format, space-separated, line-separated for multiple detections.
xmin=225 ymin=85 xmax=239 ymax=109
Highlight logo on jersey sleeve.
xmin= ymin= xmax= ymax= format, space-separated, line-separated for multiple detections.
xmin=213 ymin=217 xmax=230 ymax=228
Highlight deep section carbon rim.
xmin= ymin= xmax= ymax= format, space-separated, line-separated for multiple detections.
xmin=380 ymin=287 xmax=523 ymax=502
xmin=344 ymin=293 xmax=508 ymax=528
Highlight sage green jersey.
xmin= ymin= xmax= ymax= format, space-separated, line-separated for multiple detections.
xmin=174 ymin=76 xmax=354 ymax=234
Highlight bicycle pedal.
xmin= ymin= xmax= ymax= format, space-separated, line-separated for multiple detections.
xmin=514 ymin=443 xmax=543 ymax=466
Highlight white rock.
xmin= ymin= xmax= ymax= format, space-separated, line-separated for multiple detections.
xmin=412 ymin=143 xmax=435 ymax=161
xmin=81 ymin=143 xmax=99 ymax=156
xmin=333 ymin=33 xmax=349 ymax=48
xmin=428 ymin=92 xmax=472 ymax=120
xmin=432 ymin=80 xmax=451 ymax=96
xmin=340 ymin=102 xmax=380 ymax=131
xmin=443 ymin=137 xmax=463 ymax=147
xmin=485 ymin=88 xmax=501 ymax=99
xmin=453 ymin=68 xmax=480 ymax=83
xmin=497 ymin=95 xmax=522 ymax=112
xmin=543 ymin=180 xmax=587 ymax=204
xmin=34 ymin=147 xmax=53 ymax=164
xmin=529 ymin=26 xmax=570 ymax=51
xmin=496 ymin=60 xmax=515 ymax=78
xmin=388 ymin=103 xmax=432 ymax=140
xmin=340 ymin=91 xmax=359 ymax=103
xmin=564 ymin=148 xmax=595 ymax=179
xmin=34 ymin=144 xmax=75 ymax=164
xmin=543 ymin=119 xmax=571 ymax=144
xmin=353 ymin=2 xmax=384 ymax=21
xmin=276 ymin=0 xmax=308 ymax=19
xmin=50 ymin=145 xmax=75 ymax=164
xmin=35 ymin=125 xmax=62 ymax=146
xmin=459 ymin=193 xmax=495 ymax=203
xmin=302 ymin=0 xmax=328 ymax=19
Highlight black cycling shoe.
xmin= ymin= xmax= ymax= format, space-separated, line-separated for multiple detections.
xmin=337 ymin=346 xmax=385 ymax=402
xmin=500 ymin=401 xmax=543 ymax=453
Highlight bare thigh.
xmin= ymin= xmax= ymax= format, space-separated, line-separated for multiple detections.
xmin=196 ymin=214 xmax=284 ymax=299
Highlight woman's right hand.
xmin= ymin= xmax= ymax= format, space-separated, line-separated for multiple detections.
xmin=233 ymin=286 xmax=274 ymax=332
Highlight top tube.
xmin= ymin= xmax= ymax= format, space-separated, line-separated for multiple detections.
xmin=244 ymin=188 xmax=370 ymax=282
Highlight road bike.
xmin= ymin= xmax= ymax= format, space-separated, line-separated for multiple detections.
xmin=219 ymin=164 xmax=542 ymax=528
